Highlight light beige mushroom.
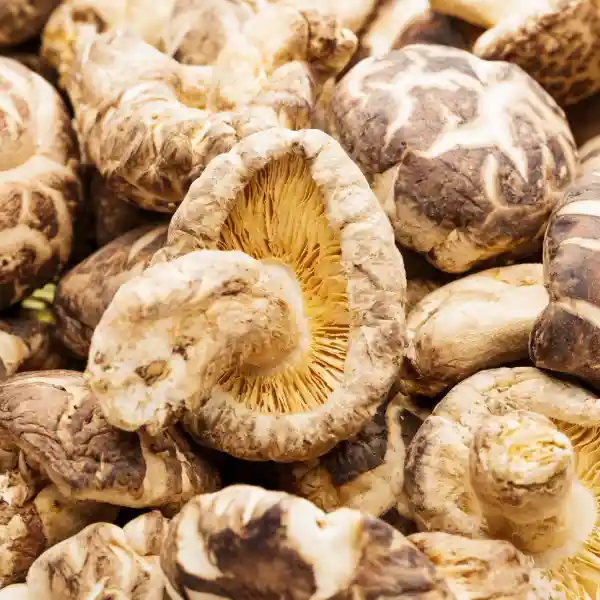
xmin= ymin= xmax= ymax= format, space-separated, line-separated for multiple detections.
xmin=0 ymin=319 xmax=50 ymax=381
xmin=54 ymin=223 xmax=168 ymax=358
xmin=85 ymin=127 xmax=406 ymax=462
xmin=398 ymin=263 xmax=549 ymax=397
xmin=0 ymin=0 xmax=60 ymax=47
xmin=0 ymin=584 xmax=29 ymax=599
xmin=122 ymin=511 xmax=170 ymax=558
xmin=404 ymin=366 xmax=600 ymax=599
xmin=331 ymin=44 xmax=578 ymax=273
xmin=430 ymin=0 xmax=600 ymax=107
xmin=0 ymin=57 xmax=81 ymax=310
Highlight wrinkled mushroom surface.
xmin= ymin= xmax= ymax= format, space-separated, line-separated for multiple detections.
xmin=398 ymin=263 xmax=548 ymax=397
xmin=0 ymin=0 xmax=60 ymax=47
xmin=332 ymin=44 xmax=578 ymax=273
xmin=404 ymin=366 xmax=600 ymax=599
xmin=54 ymin=223 xmax=168 ymax=358
xmin=0 ymin=57 xmax=81 ymax=309
xmin=0 ymin=371 xmax=220 ymax=507
xmin=86 ymin=128 xmax=406 ymax=462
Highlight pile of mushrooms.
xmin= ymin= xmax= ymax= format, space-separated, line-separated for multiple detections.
xmin=3 ymin=0 xmax=600 ymax=598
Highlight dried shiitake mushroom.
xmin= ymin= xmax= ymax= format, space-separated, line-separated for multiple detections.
xmin=531 ymin=139 xmax=600 ymax=391
xmin=398 ymin=263 xmax=548 ymax=397
xmin=0 ymin=57 xmax=81 ymax=310
xmin=431 ymin=0 xmax=600 ymax=106
xmin=0 ymin=319 xmax=50 ymax=380
xmin=86 ymin=128 xmax=406 ymax=462
xmin=0 ymin=371 xmax=220 ymax=507
xmin=404 ymin=366 xmax=600 ymax=599
xmin=278 ymin=394 xmax=419 ymax=517
xmin=0 ymin=0 xmax=60 ymax=47
xmin=122 ymin=510 xmax=170 ymax=558
xmin=2 ymin=54 xmax=56 ymax=86
xmin=54 ymin=223 xmax=168 ymax=358
xmin=403 ymin=248 xmax=454 ymax=312
xmin=331 ymin=44 xmax=578 ymax=273
xmin=0 ymin=585 xmax=28 ymax=599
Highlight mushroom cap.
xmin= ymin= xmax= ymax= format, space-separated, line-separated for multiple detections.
xmin=0 ymin=0 xmax=60 ymax=47
xmin=0 ymin=319 xmax=48 ymax=381
xmin=27 ymin=521 xmax=165 ymax=600
xmin=0 ymin=370 xmax=221 ymax=507
xmin=122 ymin=511 xmax=170 ymax=558
xmin=54 ymin=223 xmax=168 ymax=358
xmin=0 ymin=585 xmax=29 ymax=600
xmin=279 ymin=393 xmax=418 ymax=516
xmin=404 ymin=366 xmax=600 ymax=599
xmin=331 ymin=43 xmax=578 ymax=273
xmin=530 ymin=147 xmax=600 ymax=391
xmin=472 ymin=0 xmax=600 ymax=107
xmin=161 ymin=484 xmax=455 ymax=599
xmin=398 ymin=263 xmax=548 ymax=397
xmin=0 ymin=57 xmax=81 ymax=309
xmin=88 ymin=127 xmax=406 ymax=462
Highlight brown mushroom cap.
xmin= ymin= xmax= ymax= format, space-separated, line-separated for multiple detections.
xmin=0 ymin=370 xmax=220 ymax=507
xmin=54 ymin=223 xmax=168 ymax=358
xmin=0 ymin=319 xmax=48 ymax=381
xmin=0 ymin=0 xmax=60 ymax=47
xmin=0 ymin=57 xmax=81 ymax=309
xmin=530 ymin=142 xmax=600 ymax=391
xmin=331 ymin=44 xmax=578 ymax=273
xmin=398 ymin=263 xmax=549 ymax=397
xmin=86 ymin=128 xmax=406 ymax=462
xmin=161 ymin=484 xmax=455 ymax=600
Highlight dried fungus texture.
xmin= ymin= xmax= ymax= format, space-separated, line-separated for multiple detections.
xmin=332 ymin=44 xmax=578 ymax=273
xmin=0 ymin=57 xmax=81 ymax=309
xmin=54 ymin=223 xmax=168 ymax=358
xmin=122 ymin=511 xmax=170 ymax=558
xmin=87 ymin=128 xmax=406 ymax=462
xmin=161 ymin=485 xmax=455 ymax=600
xmin=531 ymin=145 xmax=600 ymax=391
xmin=27 ymin=521 xmax=165 ymax=600
xmin=398 ymin=263 xmax=549 ymax=397
xmin=0 ymin=319 xmax=48 ymax=381
xmin=0 ymin=0 xmax=60 ymax=47
xmin=404 ymin=366 xmax=600 ymax=600
xmin=0 ymin=371 xmax=221 ymax=508
xmin=0 ymin=585 xmax=29 ymax=599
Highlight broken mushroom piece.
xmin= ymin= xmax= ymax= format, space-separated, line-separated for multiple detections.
xmin=530 ymin=143 xmax=600 ymax=390
xmin=0 ymin=319 xmax=51 ymax=381
xmin=0 ymin=371 xmax=221 ymax=508
xmin=0 ymin=57 xmax=81 ymax=309
xmin=431 ymin=0 xmax=600 ymax=106
xmin=398 ymin=263 xmax=549 ymax=398
xmin=332 ymin=44 xmax=578 ymax=273
xmin=161 ymin=484 xmax=455 ymax=599
xmin=86 ymin=127 xmax=406 ymax=462
xmin=404 ymin=366 xmax=600 ymax=599
xmin=54 ymin=223 xmax=168 ymax=358
xmin=0 ymin=0 xmax=60 ymax=47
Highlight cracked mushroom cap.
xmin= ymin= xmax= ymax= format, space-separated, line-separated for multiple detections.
xmin=54 ymin=223 xmax=168 ymax=359
xmin=331 ymin=43 xmax=578 ymax=273
xmin=404 ymin=366 xmax=600 ymax=599
xmin=431 ymin=0 xmax=600 ymax=107
xmin=0 ymin=0 xmax=60 ymax=47
xmin=398 ymin=263 xmax=549 ymax=398
xmin=278 ymin=394 xmax=419 ymax=517
xmin=160 ymin=484 xmax=455 ymax=599
xmin=530 ymin=144 xmax=600 ymax=391
xmin=0 ymin=370 xmax=221 ymax=508
xmin=86 ymin=127 xmax=406 ymax=462
xmin=26 ymin=520 xmax=165 ymax=600
xmin=0 ymin=57 xmax=81 ymax=309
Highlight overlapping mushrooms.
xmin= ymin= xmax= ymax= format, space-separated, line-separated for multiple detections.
xmin=85 ymin=127 xmax=406 ymax=462
xmin=331 ymin=43 xmax=578 ymax=273
xmin=405 ymin=366 xmax=600 ymax=598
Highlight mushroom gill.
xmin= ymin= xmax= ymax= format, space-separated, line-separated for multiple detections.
xmin=216 ymin=155 xmax=350 ymax=414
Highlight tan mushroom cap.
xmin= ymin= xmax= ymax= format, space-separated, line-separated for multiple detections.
xmin=531 ymin=144 xmax=600 ymax=391
xmin=431 ymin=0 xmax=600 ymax=107
xmin=331 ymin=44 xmax=578 ymax=273
xmin=404 ymin=366 xmax=600 ymax=599
xmin=0 ymin=0 xmax=60 ymax=47
xmin=398 ymin=263 xmax=549 ymax=397
xmin=27 ymin=521 xmax=165 ymax=600
xmin=0 ymin=585 xmax=29 ymax=599
xmin=0 ymin=319 xmax=48 ymax=381
xmin=0 ymin=57 xmax=81 ymax=310
xmin=0 ymin=370 xmax=221 ymax=507
xmin=54 ymin=223 xmax=168 ymax=358
xmin=86 ymin=128 xmax=406 ymax=462
xmin=122 ymin=511 xmax=170 ymax=558
xmin=161 ymin=484 xmax=455 ymax=599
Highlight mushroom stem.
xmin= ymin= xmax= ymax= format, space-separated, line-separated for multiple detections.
xmin=430 ymin=0 xmax=553 ymax=28
xmin=469 ymin=411 xmax=597 ymax=566
xmin=86 ymin=250 xmax=311 ymax=433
